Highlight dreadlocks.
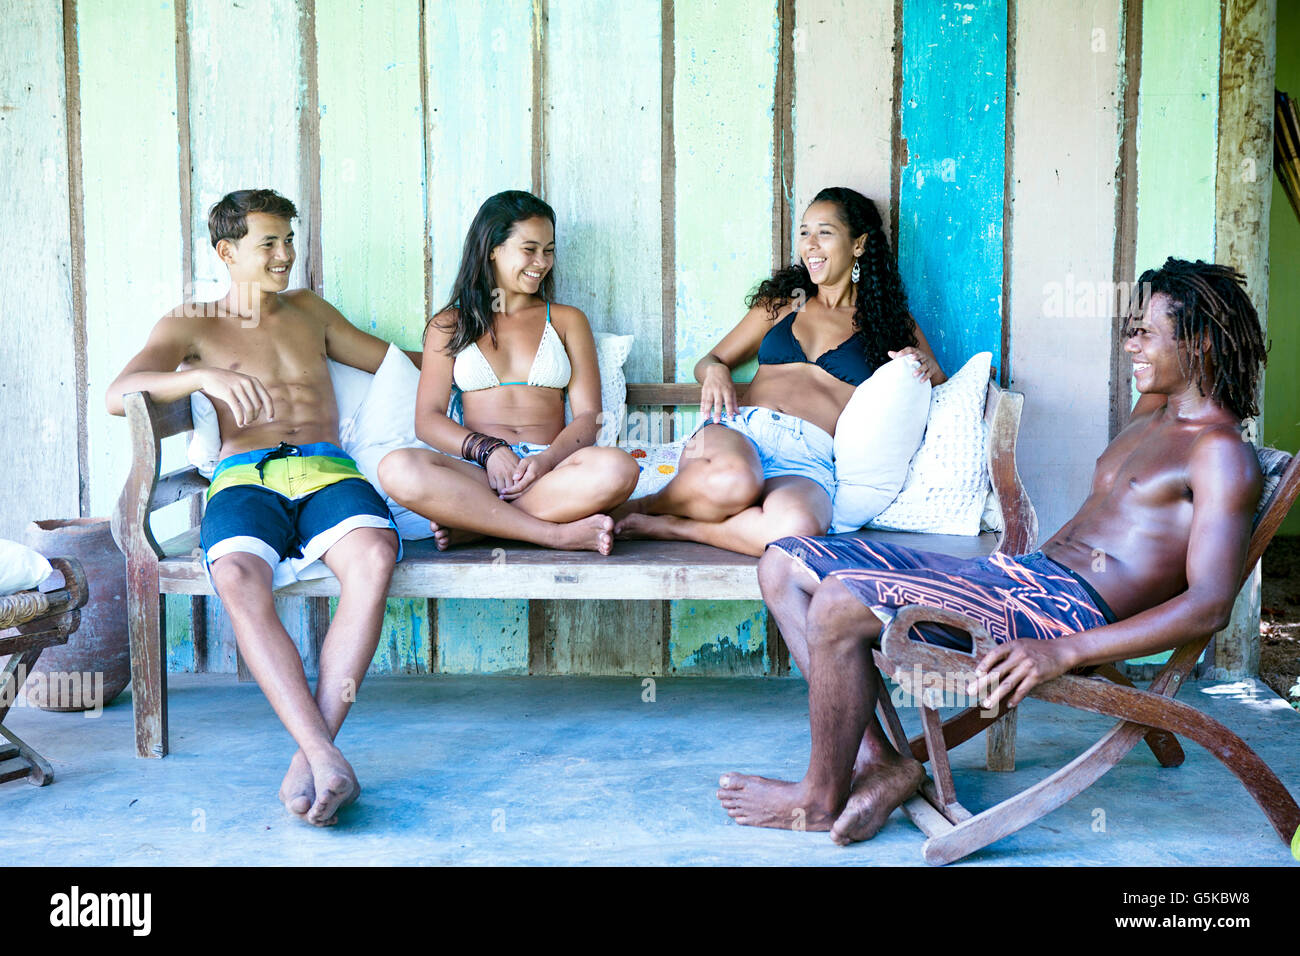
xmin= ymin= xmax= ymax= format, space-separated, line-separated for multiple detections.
xmin=1128 ymin=257 xmax=1268 ymax=420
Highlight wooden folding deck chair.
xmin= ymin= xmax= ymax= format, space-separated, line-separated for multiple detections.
xmin=0 ymin=558 xmax=89 ymax=786
xmin=873 ymin=445 xmax=1300 ymax=865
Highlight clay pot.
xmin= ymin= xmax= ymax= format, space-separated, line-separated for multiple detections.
xmin=21 ymin=518 xmax=130 ymax=711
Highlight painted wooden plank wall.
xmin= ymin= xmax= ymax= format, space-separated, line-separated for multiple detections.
xmin=897 ymin=0 xmax=1007 ymax=379
xmin=425 ymin=1 xmax=537 ymax=674
xmin=185 ymin=0 xmax=320 ymax=671
xmin=791 ymin=0 xmax=894 ymax=241
xmin=318 ymin=0 xmax=430 ymax=675
xmin=1007 ymin=0 xmax=1123 ymax=542
xmin=0 ymin=5 xmax=80 ymax=541
xmin=668 ymin=0 xmax=779 ymax=675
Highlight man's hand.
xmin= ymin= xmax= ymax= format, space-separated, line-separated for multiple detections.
xmin=500 ymin=453 xmax=554 ymax=500
xmin=968 ymin=637 xmax=1078 ymax=711
xmin=200 ymin=368 xmax=276 ymax=428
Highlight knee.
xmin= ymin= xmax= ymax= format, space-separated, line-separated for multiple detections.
xmin=757 ymin=547 xmax=800 ymax=602
xmin=209 ymin=552 xmax=272 ymax=600
xmin=334 ymin=530 xmax=399 ymax=588
xmin=806 ymin=579 xmax=873 ymax=651
xmin=377 ymin=448 xmax=432 ymax=501
xmin=699 ymin=456 xmax=763 ymax=512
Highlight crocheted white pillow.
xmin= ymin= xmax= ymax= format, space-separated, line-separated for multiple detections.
xmin=867 ymin=351 xmax=992 ymax=536
xmin=565 ymin=331 xmax=634 ymax=447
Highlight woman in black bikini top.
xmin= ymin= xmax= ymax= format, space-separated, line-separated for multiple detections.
xmin=613 ymin=186 xmax=945 ymax=557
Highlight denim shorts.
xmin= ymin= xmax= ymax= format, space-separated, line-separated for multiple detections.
xmin=701 ymin=406 xmax=835 ymax=493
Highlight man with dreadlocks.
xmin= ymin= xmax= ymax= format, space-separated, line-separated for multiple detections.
xmin=718 ymin=257 xmax=1270 ymax=844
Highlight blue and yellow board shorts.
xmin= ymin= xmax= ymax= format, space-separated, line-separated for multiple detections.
xmin=200 ymin=441 xmax=400 ymax=577
xmin=767 ymin=536 xmax=1117 ymax=650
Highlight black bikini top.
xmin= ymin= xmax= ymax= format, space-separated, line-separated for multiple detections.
xmin=756 ymin=307 xmax=876 ymax=386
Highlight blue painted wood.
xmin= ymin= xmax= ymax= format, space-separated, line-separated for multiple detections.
xmin=897 ymin=0 xmax=1006 ymax=379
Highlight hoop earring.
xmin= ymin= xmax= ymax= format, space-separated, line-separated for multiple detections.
xmin=851 ymin=259 xmax=861 ymax=284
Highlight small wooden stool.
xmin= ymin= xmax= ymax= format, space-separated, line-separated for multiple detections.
xmin=0 ymin=558 xmax=88 ymax=786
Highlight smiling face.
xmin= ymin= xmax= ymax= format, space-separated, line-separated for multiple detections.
xmin=1126 ymin=292 xmax=1199 ymax=396
xmin=490 ymin=216 xmax=555 ymax=296
xmin=218 ymin=212 xmax=295 ymax=292
xmin=797 ymin=200 xmax=866 ymax=285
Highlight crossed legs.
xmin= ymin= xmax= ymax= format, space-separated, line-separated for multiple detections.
xmin=614 ymin=424 xmax=831 ymax=556
xmin=716 ymin=545 xmax=924 ymax=842
xmin=379 ymin=446 xmax=638 ymax=554
xmin=210 ymin=527 xmax=398 ymax=826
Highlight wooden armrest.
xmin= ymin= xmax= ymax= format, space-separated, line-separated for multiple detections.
xmin=111 ymin=391 xmax=202 ymax=562
xmin=878 ymin=604 xmax=999 ymax=694
xmin=983 ymin=383 xmax=1038 ymax=556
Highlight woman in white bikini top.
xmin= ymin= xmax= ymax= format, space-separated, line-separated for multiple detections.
xmin=376 ymin=190 xmax=639 ymax=556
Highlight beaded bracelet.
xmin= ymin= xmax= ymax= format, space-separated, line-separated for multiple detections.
xmin=461 ymin=431 xmax=510 ymax=469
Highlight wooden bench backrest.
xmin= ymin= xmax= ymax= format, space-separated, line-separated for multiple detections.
xmin=110 ymin=378 xmax=1037 ymax=559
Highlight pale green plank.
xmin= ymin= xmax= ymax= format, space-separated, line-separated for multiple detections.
xmin=0 ymin=5 xmax=79 ymax=539
xmin=668 ymin=0 xmax=778 ymax=674
xmin=436 ymin=599 xmax=529 ymax=674
xmin=318 ymin=0 xmax=429 ymax=672
xmin=78 ymin=0 xmax=185 ymax=522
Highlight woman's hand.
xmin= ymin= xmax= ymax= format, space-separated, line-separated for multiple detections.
xmin=700 ymin=362 xmax=738 ymax=423
xmin=888 ymin=347 xmax=935 ymax=382
xmin=483 ymin=445 xmax=522 ymax=496
xmin=500 ymin=453 xmax=554 ymax=500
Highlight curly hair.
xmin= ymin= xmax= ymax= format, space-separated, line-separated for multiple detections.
xmin=429 ymin=190 xmax=557 ymax=354
xmin=747 ymin=186 xmax=916 ymax=372
xmin=1127 ymin=257 xmax=1268 ymax=420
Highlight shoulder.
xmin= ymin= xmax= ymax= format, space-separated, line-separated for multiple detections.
xmin=426 ymin=308 xmax=461 ymax=353
xmin=151 ymin=304 xmax=206 ymax=342
xmin=283 ymin=288 xmax=340 ymax=324
xmin=1188 ymin=423 xmax=1262 ymax=501
xmin=547 ymin=303 xmax=589 ymax=328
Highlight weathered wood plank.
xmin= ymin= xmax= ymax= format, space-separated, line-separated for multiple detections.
xmin=0 ymin=5 xmax=79 ymax=540
xmin=668 ymin=0 xmax=779 ymax=675
xmin=791 ymin=0 xmax=894 ymax=240
xmin=897 ymin=0 xmax=1006 ymax=378
xmin=1212 ymin=0 xmax=1276 ymax=679
xmin=1007 ymin=0 xmax=1122 ymax=541
xmin=541 ymin=600 xmax=664 ymax=676
xmin=318 ymin=0 xmax=430 ymax=674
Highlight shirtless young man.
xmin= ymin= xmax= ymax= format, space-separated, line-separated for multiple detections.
xmin=107 ymin=189 xmax=413 ymax=827
xmin=720 ymin=257 xmax=1269 ymax=844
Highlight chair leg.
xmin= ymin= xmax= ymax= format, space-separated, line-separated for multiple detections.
xmin=0 ymin=724 xmax=54 ymax=786
xmin=985 ymin=708 xmax=1018 ymax=772
xmin=126 ymin=561 xmax=168 ymax=758
xmin=1095 ymin=663 xmax=1185 ymax=766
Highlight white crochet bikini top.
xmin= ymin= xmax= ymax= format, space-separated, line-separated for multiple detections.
xmin=452 ymin=302 xmax=572 ymax=392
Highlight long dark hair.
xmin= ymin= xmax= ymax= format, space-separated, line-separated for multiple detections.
xmin=748 ymin=186 xmax=916 ymax=371
xmin=429 ymin=190 xmax=557 ymax=352
xmin=1128 ymin=257 xmax=1267 ymax=420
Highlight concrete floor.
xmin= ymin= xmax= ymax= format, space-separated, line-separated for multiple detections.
xmin=2 ymin=673 xmax=1297 ymax=866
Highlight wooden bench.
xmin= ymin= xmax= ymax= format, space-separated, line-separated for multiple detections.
xmin=111 ymin=380 xmax=1037 ymax=758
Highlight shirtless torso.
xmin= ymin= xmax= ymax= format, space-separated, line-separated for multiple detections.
xmin=107 ymin=289 xmax=393 ymax=459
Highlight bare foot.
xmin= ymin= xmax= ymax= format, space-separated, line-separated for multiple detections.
xmin=608 ymin=496 xmax=648 ymax=524
xmin=613 ymin=511 xmax=679 ymax=541
xmin=429 ymin=520 xmax=485 ymax=551
xmin=548 ymin=514 xmax=615 ymax=555
xmin=305 ymin=748 xmax=361 ymax=827
xmin=830 ymin=755 xmax=925 ymax=845
xmin=715 ymin=773 xmax=837 ymax=831
xmin=277 ymin=750 xmax=314 ymax=819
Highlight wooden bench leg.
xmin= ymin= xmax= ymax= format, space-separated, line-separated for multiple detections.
xmin=126 ymin=561 xmax=168 ymax=758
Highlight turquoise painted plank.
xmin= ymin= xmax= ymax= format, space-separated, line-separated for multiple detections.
xmin=668 ymin=0 xmax=779 ymax=674
xmin=318 ymin=0 xmax=429 ymax=673
xmin=897 ymin=0 xmax=1006 ymax=378
xmin=436 ymin=599 xmax=529 ymax=674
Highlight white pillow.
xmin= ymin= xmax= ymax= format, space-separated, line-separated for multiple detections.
xmin=867 ymin=351 xmax=992 ymax=536
xmin=0 ymin=540 xmax=54 ymax=596
xmin=620 ymin=439 xmax=689 ymax=500
xmin=830 ymin=356 xmax=931 ymax=533
xmin=188 ymin=359 xmax=376 ymax=479
xmin=344 ymin=345 xmax=439 ymax=540
xmin=565 ymin=332 xmax=634 ymax=446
